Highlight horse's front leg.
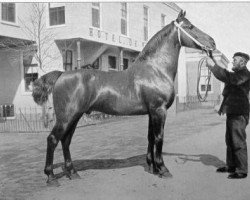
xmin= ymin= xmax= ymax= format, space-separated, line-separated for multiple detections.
xmin=146 ymin=114 xmax=155 ymax=174
xmin=61 ymin=121 xmax=81 ymax=180
xmin=150 ymin=107 xmax=172 ymax=178
xmin=44 ymin=123 xmax=63 ymax=186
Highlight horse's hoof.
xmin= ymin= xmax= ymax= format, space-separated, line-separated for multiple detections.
xmin=46 ymin=179 xmax=60 ymax=187
xmin=66 ymin=172 xmax=81 ymax=180
xmin=69 ymin=172 xmax=81 ymax=180
xmin=158 ymin=171 xmax=173 ymax=179
xmin=145 ymin=166 xmax=154 ymax=174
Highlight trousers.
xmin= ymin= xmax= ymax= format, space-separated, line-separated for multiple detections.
xmin=226 ymin=114 xmax=249 ymax=173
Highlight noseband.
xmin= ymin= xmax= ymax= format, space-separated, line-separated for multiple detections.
xmin=174 ymin=21 xmax=209 ymax=51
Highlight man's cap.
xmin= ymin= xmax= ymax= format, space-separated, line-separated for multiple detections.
xmin=233 ymin=52 xmax=250 ymax=62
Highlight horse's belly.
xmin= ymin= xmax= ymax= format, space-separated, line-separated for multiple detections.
xmin=91 ymin=96 xmax=147 ymax=115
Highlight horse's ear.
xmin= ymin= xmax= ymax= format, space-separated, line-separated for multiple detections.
xmin=183 ymin=10 xmax=186 ymax=17
xmin=178 ymin=10 xmax=183 ymax=19
xmin=177 ymin=10 xmax=186 ymax=21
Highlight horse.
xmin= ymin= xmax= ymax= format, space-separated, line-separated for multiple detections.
xmin=32 ymin=10 xmax=216 ymax=186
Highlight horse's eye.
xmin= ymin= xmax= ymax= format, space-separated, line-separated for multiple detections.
xmin=183 ymin=24 xmax=193 ymax=30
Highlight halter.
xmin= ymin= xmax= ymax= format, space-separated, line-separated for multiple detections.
xmin=174 ymin=20 xmax=208 ymax=50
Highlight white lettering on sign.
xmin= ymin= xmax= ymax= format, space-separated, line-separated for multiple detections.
xmin=89 ymin=27 xmax=144 ymax=49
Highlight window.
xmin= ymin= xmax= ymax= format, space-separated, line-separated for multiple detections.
xmin=108 ymin=56 xmax=117 ymax=70
xmin=143 ymin=6 xmax=148 ymax=41
xmin=23 ymin=55 xmax=38 ymax=92
xmin=0 ymin=104 xmax=14 ymax=117
xmin=1 ymin=3 xmax=15 ymax=23
xmin=123 ymin=58 xmax=129 ymax=70
xmin=121 ymin=3 xmax=127 ymax=35
xmin=201 ymin=84 xmax=211 ymax=92
xmin=199 ymin=66 xmax=212 ymax=92
xmin=49 ymin=5 xmax=65 ymax=26
xmin=161 ymin=14 xmax=166 ymax=28
xmin=62 ymin=50 xmax=73 ymax=71
xmin=92 ymin=3 xmax=100 ymax=28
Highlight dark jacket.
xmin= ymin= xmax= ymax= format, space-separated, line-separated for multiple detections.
xmin=209 ymin=65 xmax=250 ymax=115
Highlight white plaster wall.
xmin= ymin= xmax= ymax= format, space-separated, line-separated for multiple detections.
xmin=177 ymin=48 xmax=187 ymax=103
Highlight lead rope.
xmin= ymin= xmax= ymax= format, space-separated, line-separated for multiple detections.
xmin=197 ymin=56 xmax=212 ymax=102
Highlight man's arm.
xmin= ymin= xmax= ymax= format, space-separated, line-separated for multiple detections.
xmin=206 ymin=57 xmax=230 ymax=83
xmin=206 ymin=56 xmax=250 ymax=85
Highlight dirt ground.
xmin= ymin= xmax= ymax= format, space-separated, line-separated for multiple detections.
xmin=1 ymin=109 xmax=249 ymax=200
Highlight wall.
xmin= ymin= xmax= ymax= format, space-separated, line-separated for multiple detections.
xmin=0 ymin=3 xmax=31 ymax=39
xmin=0 ymin=51 xmax=20 ymax=104
xmin=0 ymin=50 xmax=38 ymax=110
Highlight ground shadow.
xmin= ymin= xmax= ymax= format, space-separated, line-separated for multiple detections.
xmin=163 ymin=152 xmax=225 ymax=168
xmin=52 ymin=152 xmax=225 ymax=179
xmin=52 ymin=154 xmax=147 ymax=179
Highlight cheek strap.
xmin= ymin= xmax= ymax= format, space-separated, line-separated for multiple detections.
xmin=174 ymin=20 xmax=206 ymax=50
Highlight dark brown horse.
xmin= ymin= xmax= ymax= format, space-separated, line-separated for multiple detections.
xmin=32 ymin=11 xmax=216 ymax=186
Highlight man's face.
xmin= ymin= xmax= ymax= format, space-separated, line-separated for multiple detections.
xmin=232 ymin=56 xmax=246 ymax=71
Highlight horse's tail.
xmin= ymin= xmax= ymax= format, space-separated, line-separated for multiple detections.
xmin=32 ymin=70 xmax=63 ymax=106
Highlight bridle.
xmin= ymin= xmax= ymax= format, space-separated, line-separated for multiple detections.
xmin=174 ymin=20 xmax=210 ymax=51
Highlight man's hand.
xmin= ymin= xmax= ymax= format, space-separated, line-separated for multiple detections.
xmin=206 ymin=57 xmax=216 ymax=68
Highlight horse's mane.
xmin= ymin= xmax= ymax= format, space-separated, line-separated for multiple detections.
xmin=136 ymin=22 xmax=173 ymax=61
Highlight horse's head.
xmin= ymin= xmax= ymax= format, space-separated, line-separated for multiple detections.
xmin=174 ymin=10 xmax=216 ymax=54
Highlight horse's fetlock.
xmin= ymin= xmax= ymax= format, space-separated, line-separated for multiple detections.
xmin=65 ymin=161 xmax=73 ymax=169
xmin=44 ymin=166 xmax=53 ymax=175
xmin=146 ymin=155 xmax=152 ymax=165
xmin=155 ymin=157 xmax=163 ymax=165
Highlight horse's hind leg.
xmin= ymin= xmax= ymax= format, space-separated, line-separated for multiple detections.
xmin=61 ymin=115 xmax=82 ymax=180
xmin=44 ymin=122 xmax=65 ymax=186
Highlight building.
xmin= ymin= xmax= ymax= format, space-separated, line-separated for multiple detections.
xmin=0 ymin=2 xmax=227 ymax=119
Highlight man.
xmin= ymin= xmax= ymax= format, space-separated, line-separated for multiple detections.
xmin=206 ymin=52 xmax=250 ymax=179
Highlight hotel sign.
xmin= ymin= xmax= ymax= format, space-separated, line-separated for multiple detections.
xmin=89 ymin=27 xmax=146 ymax=50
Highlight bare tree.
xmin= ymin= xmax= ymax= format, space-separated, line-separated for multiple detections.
xmin=18 ymin=3 xmax=60 ymax=71
xmin=0 ymin=3 xmax=79 ymax=71
xmin=0 ymin=3 xmax=65 ymax=71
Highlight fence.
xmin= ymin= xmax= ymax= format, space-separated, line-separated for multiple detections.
xmin=0 ymin=107 xmax=122 ymax=133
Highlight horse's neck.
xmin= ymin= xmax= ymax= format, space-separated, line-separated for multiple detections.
xmin=153 ymin=37 xmax=180 ymax=80
xmin=135 ymin=25 xmax=181 ymax=81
